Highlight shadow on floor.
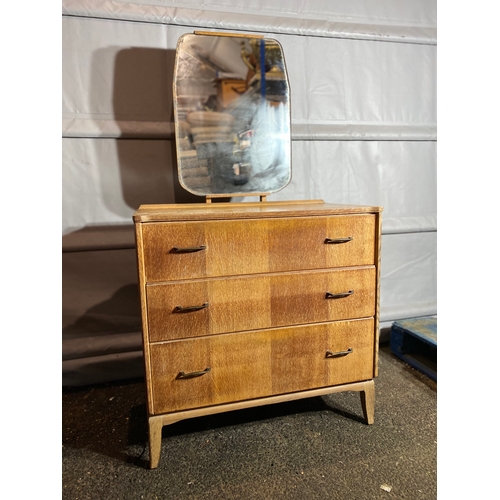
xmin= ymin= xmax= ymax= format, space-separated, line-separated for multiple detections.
xmin=63 ymin=378 xmax=366 ymax=469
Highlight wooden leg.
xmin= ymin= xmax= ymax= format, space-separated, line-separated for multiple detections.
xmin=148 ymin=416 xmax=163 ymax=469
xmin=360 ymin=380 xmax=375 ymax=425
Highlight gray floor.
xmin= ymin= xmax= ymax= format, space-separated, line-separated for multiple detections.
xmin=62 ymin=344 xmax=437 ymax=500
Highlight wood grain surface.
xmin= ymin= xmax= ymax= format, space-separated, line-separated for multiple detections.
xmin=146 ymin=267 xmax=376 ymax=341
xmin=142 ymin=214 xmax=376 ymax=281
xmin=149 ymin=319 xmax=375 ymax=414
xmin=133 ymin=200 xmax=382 ymax=223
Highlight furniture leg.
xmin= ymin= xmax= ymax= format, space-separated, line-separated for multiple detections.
xmin=148 ymin=415 xmax=163 ymax=469
xmin=360 ymin=380 xmax=375 ymax=424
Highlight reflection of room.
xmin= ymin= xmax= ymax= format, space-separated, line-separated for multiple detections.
xmin=174 ymin=34 xmax=291 ymax=195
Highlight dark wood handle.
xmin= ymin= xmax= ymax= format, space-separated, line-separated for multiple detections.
xmin=325 ymin=290 xmax=354 ymax=299
xmin=324 ymin=237 xmax=353 ymax=244
xmin=325 ymin=348 xmax=353 ymax=358
xmin=173 ymin=302 xmax=209 ymax=313
xmin=170 ymin=245 xmax=206 ymax=254
xmin=177 ymin=367 xmax=211 ymax=379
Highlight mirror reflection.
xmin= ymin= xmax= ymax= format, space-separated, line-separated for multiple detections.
xmin=173 ymin=33 xmax=291 ymax=196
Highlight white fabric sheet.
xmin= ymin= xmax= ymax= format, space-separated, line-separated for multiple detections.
xmin=62 ymin=0 xmax=436 ymax=44
xmin=63 ymin=138 xmax=436 ymax=237
xmin=62 ymin=17 xmax=436 ymax=140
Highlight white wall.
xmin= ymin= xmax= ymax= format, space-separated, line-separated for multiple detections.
xmin=62 ymin=0 xmax=437 ymax=385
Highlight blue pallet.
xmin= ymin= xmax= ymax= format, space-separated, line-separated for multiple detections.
xmin=390 ymin=317 xmax=437 ymax=381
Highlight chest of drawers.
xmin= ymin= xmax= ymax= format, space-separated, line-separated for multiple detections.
xmin=133 ymin=200 xmax=382 ymax=468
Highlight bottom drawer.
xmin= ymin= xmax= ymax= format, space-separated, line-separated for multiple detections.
xmin=149 ymin=318 xmax=375 ymax=415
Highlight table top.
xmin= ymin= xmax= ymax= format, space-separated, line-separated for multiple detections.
xmin=133 ymin=200 xmax=383 ymax=223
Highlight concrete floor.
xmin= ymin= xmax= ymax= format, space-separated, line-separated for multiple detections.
xmin=62 ymin=344 xmax=437 ymax=499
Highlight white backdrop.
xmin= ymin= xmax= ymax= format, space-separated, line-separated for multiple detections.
xmin=62 ymin=0 xmax=437 ymax=385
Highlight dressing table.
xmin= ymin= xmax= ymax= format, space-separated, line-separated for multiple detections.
xmin=133 ymin=32 xmax=382 ymax=469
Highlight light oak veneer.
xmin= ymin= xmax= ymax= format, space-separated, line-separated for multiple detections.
xmin=150 ymin=319 xmax=374 ymax=414
xmin=133 ymin=200 xmax=382 ymax=468
xmin=146 ymin=267 xmax=376 ymax=341
xmin=141 ymin=214 xmax=376 ymax=281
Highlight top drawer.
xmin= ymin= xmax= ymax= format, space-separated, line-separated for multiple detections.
xmin=141 ymin=214 xmax=376 ymax=282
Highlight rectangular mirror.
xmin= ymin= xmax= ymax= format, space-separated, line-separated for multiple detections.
xmin=173 ymin=32 xmax=291 ymax=197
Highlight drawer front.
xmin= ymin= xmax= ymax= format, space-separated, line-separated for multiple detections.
xmin=149 ymin=319 xmax=375 ymax=414
xmin=146 ymin=267 xmax=376 ymax=342
xmin=142 ymin=214 xmax=376 ymax=282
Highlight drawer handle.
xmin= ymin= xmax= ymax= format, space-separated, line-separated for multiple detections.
xmin=325 ymin=290 xmax=354 ymax=299
xmin=326 ymin=348 xmax=353 ymax=358
xmin=173 ymin=302 xmax=209 ymax=313
xmin=170 ymin=245 xmax=206 ymax=254
xmin=177 ymin=367 xmax=211 ymax=379
xmin=324 ymin=237 xmax=353 ymax=244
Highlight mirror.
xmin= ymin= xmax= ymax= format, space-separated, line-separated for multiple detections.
xmin=173 ymin=32 xmax=291 ymax=197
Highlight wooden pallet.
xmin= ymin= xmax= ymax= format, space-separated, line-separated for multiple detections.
xmin=390 ymin=317 xmax=437 ymax=381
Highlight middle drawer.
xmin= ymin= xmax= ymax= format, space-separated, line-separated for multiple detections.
xmin=146 ymin=267 xmax=376 ymax=342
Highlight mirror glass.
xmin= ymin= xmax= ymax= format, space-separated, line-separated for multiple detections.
xmin=173 ymin=33 xmax=291 ymax=196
